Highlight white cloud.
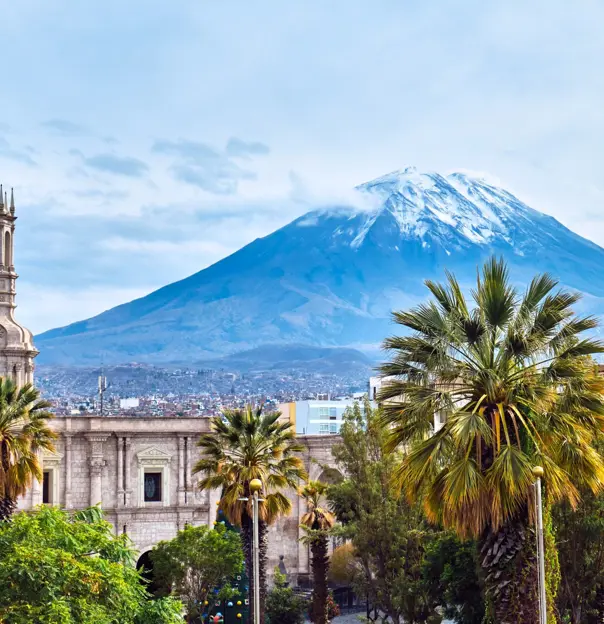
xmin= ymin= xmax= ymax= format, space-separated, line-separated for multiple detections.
xmin=18 ymin=283 xmax=150 ymax=334
xmin=1 ymin=0 xmax=604 ymax=331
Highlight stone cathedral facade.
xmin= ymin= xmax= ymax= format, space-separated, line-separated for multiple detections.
xmin=6 ymin=183 xmax=340 ymax=583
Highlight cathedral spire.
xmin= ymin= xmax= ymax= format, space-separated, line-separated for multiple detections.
xmin=0 ymin=181 xmax=38 ymax=386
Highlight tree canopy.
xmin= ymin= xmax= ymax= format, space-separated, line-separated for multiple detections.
xmin=0 ymin=379 xmax=56 ymax=520
xmin=0 ymin=505 xmax=183 ymax=624
xmin=151 ymin=522 xmax=244 ymax=622
xmin=379 ymin=258 xmax=604 ymax=622
xmin=379 ymin=258 xmax=604 ymax=537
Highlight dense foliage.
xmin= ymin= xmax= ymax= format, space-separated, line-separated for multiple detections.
xmin=379 ymin=258 xmax=604 ymax=623
xmin=194 ymin=405 xmax=307 ymax=622
xmin=0 ymin=379 xmax=55 ymax=520
xmin=151 ymin=522 xmax=244 ymax=622
xmin=421 ymin=533 xmax=484 ymax=624
xmin=329 ymin=401 xmax=442 ymax=624
xmin=0 ymin=505 xmax=183 ymax=624
xmin=555 ymin=488 xmax=604 ymax=622
xmin=265 ymin=569 xmax=308 ymax=624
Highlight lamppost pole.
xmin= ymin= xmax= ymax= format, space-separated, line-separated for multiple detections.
xmin=533 ymin=466 xmax=547 ymax=624
xmin=249 ymin=478 xmax=263 ymax=624
xmin=253 ymin=490 xmax=260 ymax=624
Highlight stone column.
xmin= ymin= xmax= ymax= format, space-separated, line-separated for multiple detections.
xmin=186 ymin=436 xmax=193 ymax=505
xmin=116 ymin=436 xmax=124 ymax=507
xmin=124 ymin=437 xmax=132 ymax=507
xmin=86 ymin=434 xmax=108 ymax=507
xmin=90 ymin=460 xmax=103 ymax=506
xmin=297 ymin=491 xmax=309 ymax=580
xmin=178 ymin=436 xmax=186 ymax=506
xmin=64 ymin=435 xmax=73 ymax=509
xmin=31 ymin=450 xmax=42 ymax=506
xmin=25 ymin=362 xmax=34 ymax=386
xmin=14 ymin=362 xmax=22 ymax=388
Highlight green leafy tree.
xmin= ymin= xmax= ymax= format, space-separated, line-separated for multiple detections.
xmin=299 ymin=480 xmax=336 ymax=624
xmin=328 ymin=542 xmax=356 ymax=586
xmin=151 ymin=522 xmax=244 ymax=623
xmin=193 ymin=405 xmax=307 ymax=623
xmin=329 ymin=401 xmax=441 ymax=624
xmin=379 ymin=258 xmax=604 ymax=623
xmin=265 ymin=568 xmax=308 ymax=624
xmin=0 ymin=379 xmax=56 ymax=520
xmin=0 ymin=505 xmax=183 ymax=624
xmin=555 ymin=488 xmax=604 ymax=622
xmin=421 ymin=533 xmax=485 ymax=624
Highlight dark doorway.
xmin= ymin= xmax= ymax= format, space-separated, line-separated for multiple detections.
xmin=137 ymin=551 xmax=163 ymax=596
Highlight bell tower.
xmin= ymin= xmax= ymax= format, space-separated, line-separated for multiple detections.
xmin=0 ymin=184 xmax=37 ymax=386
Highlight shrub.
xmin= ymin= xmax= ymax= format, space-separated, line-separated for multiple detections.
xmin=266 ymin=569 xmax=308 ymax=624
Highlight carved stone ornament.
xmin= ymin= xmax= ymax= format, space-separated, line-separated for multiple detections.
xmin=137 ymin=447 xmax=172 ymax=466
xmin=42 ymin=450 xmax=64 ymax=467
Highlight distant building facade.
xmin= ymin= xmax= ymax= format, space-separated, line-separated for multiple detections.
xmin=279 ymin=399 xmax=359 ymax=435
xmin=120 ymin=397 xmax=140 ymax=410
xmin=17 ymin=413 xmax=341 ymax=584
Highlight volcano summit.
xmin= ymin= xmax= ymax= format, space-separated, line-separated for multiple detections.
xmin=36 ymin=168 xmax=604 ymax=365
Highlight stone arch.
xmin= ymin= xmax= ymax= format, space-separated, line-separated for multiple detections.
xmin=136 ymin=550 xmax=162 ymax=596
xmin=307 ymin=460 xmax=343 ymax=483
xmin=316 ymin=467 xmax=343 ymax=485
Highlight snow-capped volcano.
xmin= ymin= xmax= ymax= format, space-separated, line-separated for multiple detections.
xmin=36 ymin=168 xmax=604 ymax=365
xmin=349 ymin=167 xmax=548 ymax=250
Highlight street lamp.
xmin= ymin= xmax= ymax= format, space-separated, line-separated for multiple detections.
xmin=240 ymin=479 xmax=263 ymax=624
xmin=533 ymin=466 xmax=547 ymax=624
xmin=250 ymin=478 xmax=262 ymax=624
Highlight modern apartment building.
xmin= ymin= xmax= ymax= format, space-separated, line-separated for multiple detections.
xmin=278 ymin=399 xmax=358 ymax=435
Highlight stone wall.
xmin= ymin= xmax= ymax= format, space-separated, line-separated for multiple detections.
xmin=18 ymin=414 xmax=342 ymax=583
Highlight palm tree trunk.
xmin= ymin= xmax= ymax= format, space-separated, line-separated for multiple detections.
xmin=0 ymin=495 xmax=16 ymax=521
xmin=479 ymin=510 xmax=539 ymax=623
xmin=310 ymin=535 xmax=329 ymax=624
xmin=0 ymin=441 xmax=16 ymax=522
xmin=240 ymin=512 xmax=254 ymax=616
xmin=258 ymin=520 xmax=268 ymax=624
xmin=242 ymin=513 xmax=268 ymax=623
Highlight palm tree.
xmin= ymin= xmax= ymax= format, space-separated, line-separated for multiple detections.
xmin=193 ymin=405 xmax=307 ymax=622
xmin=379 ymin=258 xmax=604 ymax=623
xmin=300 ymin=480 xmax=336 ymax=624
xmin=0 ymin=378 xmax=56 ymax=521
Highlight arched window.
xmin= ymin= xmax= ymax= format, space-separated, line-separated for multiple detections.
xmin=4 ymin=231 xmax=10 ymax=267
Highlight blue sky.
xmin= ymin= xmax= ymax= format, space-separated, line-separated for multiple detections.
xmin=2 ymin=0 xmax=604 ymax=333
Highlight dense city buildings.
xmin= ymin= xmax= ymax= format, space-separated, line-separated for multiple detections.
xmin=36 ymin=363 xmax=369 ymax=418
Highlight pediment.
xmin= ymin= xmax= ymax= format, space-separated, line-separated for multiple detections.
xmin=137 ymin=446 xmax=172 ymax=463
xmin=42 ymin=449 xmax=63 ymax=465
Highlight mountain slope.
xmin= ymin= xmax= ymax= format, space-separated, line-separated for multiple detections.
xmin=36 ymin=167 xmax=604 ymax=364
xmin=201 ymin=344 xmax=374 ymax=373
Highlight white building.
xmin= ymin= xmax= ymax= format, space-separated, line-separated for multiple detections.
xmin=278 ymin=398 xmax=361 ymax=435
xmin=120 ymin=397 xmax=140 ymax=410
